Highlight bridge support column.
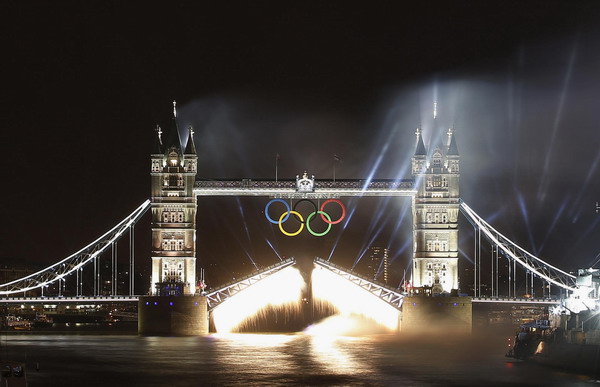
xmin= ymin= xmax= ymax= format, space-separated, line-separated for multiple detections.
xmin=138 ymin=295 xmax=208 ymax=336
xmin=401 ymin=296 xmax=472 ymax=333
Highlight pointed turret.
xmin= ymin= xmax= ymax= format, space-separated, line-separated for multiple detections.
xmin=163 ymin=100 xmax=183 ymax=151
xmin=446 ymin=128 xmax=459 ymax=156
xmin=184 ymin=126 xmax=197 ymax=155
xmin=414 ymin=127 xmax=427 ymax=156
xmin=412 ymin=127 xmax=427 ymax=175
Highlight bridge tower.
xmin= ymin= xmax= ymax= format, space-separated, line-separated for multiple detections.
xmin=149 ymin=103 xmax=198 ymax=296
xmin=411 ymin=126 xmax=460 ymax=293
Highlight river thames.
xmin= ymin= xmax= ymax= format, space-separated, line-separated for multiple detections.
xmin=1 ymin=329 xmax=595 ymax=386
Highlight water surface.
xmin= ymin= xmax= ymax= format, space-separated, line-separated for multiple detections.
xmin=0 ymin=333 xmax=594 ymax=386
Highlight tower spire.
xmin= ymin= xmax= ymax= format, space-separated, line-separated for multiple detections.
xmin=414 ymin=127 xmax=427 ymax=156
xmin=433 ymin=101 xmax=437 ymax=119
xmin=173 ymin=100 xmax=177 ymax=118
xmin=184 ymin=126 xmax=197 ymax=155
xmin=447 ymin=127 xmax=459 ymax=156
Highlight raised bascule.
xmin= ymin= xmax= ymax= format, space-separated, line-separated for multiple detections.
xmin=0 ymin=102 xmax=594 ymax=337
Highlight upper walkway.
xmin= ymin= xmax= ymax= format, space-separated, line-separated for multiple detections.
xmin=194 ymin=178 xmax=416 ymax=198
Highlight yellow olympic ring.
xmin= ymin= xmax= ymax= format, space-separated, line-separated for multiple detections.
xmin=278 ymin=211 xmax=304 ymax=236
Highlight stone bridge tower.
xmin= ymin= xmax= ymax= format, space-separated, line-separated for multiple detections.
xmin=411 ymin=126 xmax=460 ymax=293
xmin=149 ymin=102 xmax=198 ymax=295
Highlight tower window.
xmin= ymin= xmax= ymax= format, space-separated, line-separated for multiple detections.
xmin=162 ymin=236 xmax=185 ymax=251
xmin=163 ymin=208 xmax=185 ymax=223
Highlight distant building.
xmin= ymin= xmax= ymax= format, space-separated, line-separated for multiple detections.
xmin=0 ymin=266 xmax=34 ymax=285
xmin=356 ymin=246 xmax=389 ymax=284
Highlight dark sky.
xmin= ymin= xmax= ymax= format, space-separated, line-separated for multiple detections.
xmin=2 ymin=1 xmax=600 ymax=291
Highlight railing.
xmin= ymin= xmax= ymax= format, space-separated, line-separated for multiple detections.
xmin=195 ymin=178 xmax=415 ymax=191
xmin=314 ymin=257 xmax=405 ymax=309
xmin=205 ymin=258 xmax=296 ymax=309
xmin=0 ymin=296 xmax=140 ymax=303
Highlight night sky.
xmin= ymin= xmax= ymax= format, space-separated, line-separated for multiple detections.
xmin=3 ymin=1 xmax=600 ymax=291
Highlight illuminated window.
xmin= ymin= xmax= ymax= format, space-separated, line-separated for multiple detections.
xmin=162 ymin=236 xmax=184 ymax=251
xmin=168 ymin=151 xmax=179 ymax=167
xmin=163 ymin=208 xmax=185 ymax=223
xmin=186 ymin=161 xmax=196 ymax=173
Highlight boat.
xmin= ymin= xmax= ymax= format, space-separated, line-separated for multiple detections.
xmin=0 ymin=361 xmax=28 ymax=386
xmin=5 ymin=315 xmax=32 ymax=331
xmin=506 ymin=319 xmax=552 ymax=360
xmin=506 ymin=269 xmax=600 ymax=375
xmin=33 ymin=313 xmax=53 ymax=328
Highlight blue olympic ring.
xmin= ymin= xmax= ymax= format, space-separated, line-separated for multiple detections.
xmin=265 ymin=199 xmax=291 ymax=224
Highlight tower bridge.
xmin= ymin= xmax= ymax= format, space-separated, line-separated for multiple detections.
xmin=1 ymin=104 xmax=597 ymax=335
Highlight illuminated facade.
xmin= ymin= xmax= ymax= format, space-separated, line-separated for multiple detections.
xmin=150 ymin=104 xmax=198 ymax=295
xmin=411 ymin=126 xmax=460 ymax=293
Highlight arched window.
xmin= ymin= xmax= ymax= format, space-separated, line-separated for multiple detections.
xmin=441 ymin=213 xmax=448 ymax=223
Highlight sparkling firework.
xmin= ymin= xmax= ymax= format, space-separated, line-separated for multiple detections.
xmin=311 ymin=265 xmax=400 ymax=331
xmin=212 ymin=266 xmax=305 ymax=332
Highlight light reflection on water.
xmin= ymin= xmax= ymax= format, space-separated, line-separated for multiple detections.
xmin=1 ymin=333 xmax=594 ymax=386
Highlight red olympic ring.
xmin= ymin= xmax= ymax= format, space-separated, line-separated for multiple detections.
xmin=319 ymin=199 xmax=346 ymax=224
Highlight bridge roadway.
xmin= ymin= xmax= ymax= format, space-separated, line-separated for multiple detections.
xmin=471 ymin=297 xmax=560 ymax=305
xmin=0 ymin=296 xmax=139 ymax=304
xmin=0 ymin=295 xmax=561 ymax=305
xmin=194 ymin=178 xmax=416 ymax=198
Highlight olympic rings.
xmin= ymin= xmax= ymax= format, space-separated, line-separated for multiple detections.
xmin=279 ymin=211 xmax=304 ymax=236
xmin=319 ymin=199 xmax=346 ymax=224
xmin=306 ymin=211 xmax=332 ymax=237
xmin=264 ymin=198 xmax=346 ymax=236
xmin=265 ymin=198 xmax=291 ymax=224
